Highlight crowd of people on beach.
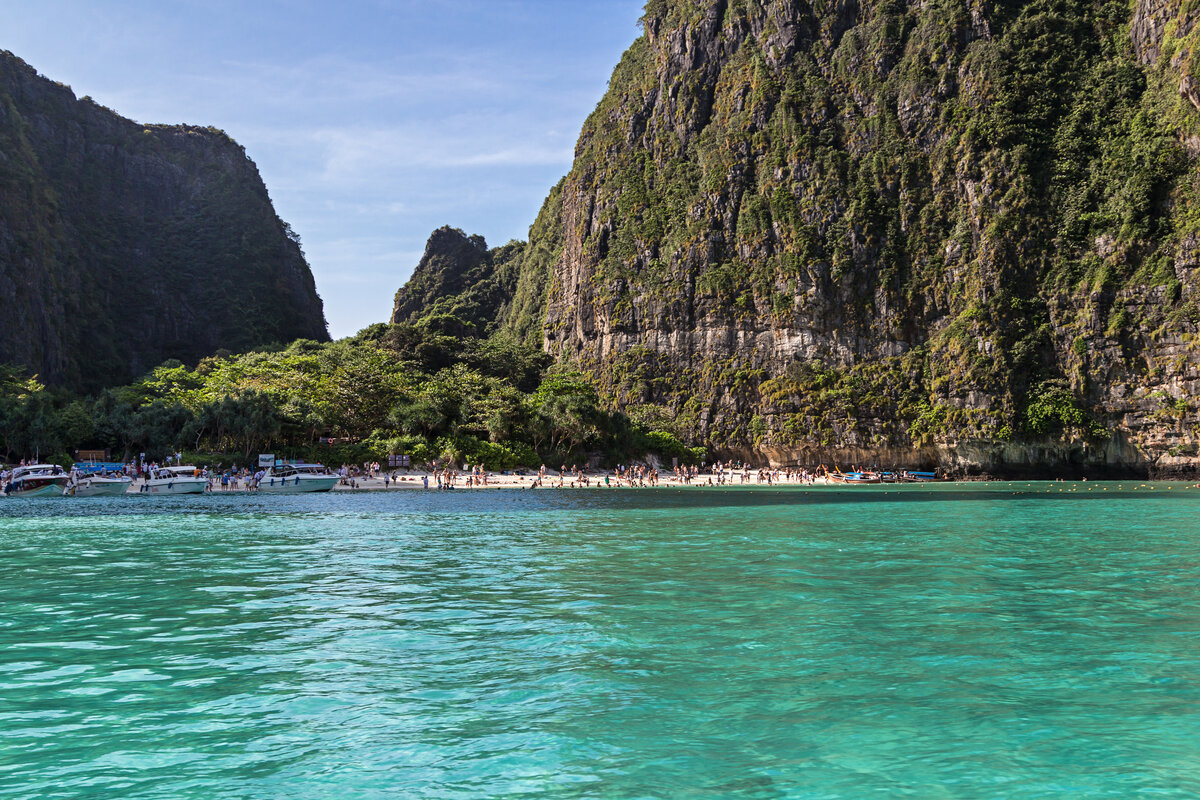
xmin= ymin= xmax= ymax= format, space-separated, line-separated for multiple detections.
xmin=3 ymin=455 xmax=960 ymax=493
xmin=704 ymin=463 xmax=825 ymax=485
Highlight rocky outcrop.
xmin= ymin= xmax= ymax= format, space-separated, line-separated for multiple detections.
xmin=0 ymin=50 xmax=328 ymax=391
xmin=1133 ymin=0 xmax=1179 ymax=65
xmin=391 ymin=226 xmax=528 ymax=338
xmin=1132 ymin=0 xmax=1200 ymax=108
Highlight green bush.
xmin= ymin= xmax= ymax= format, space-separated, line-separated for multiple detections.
xmin=363 ymin=432 xmax=436 ymax=467
xmin=434 ymin=436 xmax=541 ymax=471
xmin=635 ymin=429 xmax=704 ymax=464
xmin=1024 ymin=380 xmax=1107 ymax=439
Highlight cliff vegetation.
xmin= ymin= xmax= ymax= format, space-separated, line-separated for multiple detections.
xmin=0 ymin=330 xmax=703 ymax=471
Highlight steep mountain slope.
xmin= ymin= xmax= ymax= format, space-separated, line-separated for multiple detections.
xmin=391 ymin=226 xmax=525 ymax=337
xmin=398 ymin=0 xmax=1200 ymax=475
xmin=0 ymin=51 xmax=328 ymax=391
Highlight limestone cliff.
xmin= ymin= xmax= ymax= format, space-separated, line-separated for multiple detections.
xmin=0 ymin=50 xmax=328 ymax=391
xmin=400 ymin=0 xmax=1200 ymax=476
xmin=391 ymin=226 xmax=523 ymax=337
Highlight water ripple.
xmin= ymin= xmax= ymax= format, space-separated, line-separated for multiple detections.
xmin=1 ymin=486 xmax=1199 ymax=798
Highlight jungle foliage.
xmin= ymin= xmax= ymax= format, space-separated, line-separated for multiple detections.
xmin=0 ymin=322 xmax=705 ymax=470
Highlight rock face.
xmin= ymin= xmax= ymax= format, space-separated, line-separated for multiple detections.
xmin=400 ymin=0 xmax=1200 ymax=476
xmin=0 ymin=50 xmax=328 ymax=391
xmin=1133 ymin=0 xmax=1200 ymax=108
xmin=392 ymin=195 xmax=565 ymax=341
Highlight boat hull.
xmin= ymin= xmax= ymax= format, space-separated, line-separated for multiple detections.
xmin=258 ymin=475 xmax=339 ymax=493
xmin=143 ymin=478 xmax=207 ymax=495
xmin=7 ymin=476 xmax=70 ymax=497
xmin=69 ymin=478 xmax=133 ymax=497
xmin=827 ymin=474 xmax=882 ymax=485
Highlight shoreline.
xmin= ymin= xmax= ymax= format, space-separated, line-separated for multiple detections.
xmin=116 ymin=473 xmax=1200 ymax=493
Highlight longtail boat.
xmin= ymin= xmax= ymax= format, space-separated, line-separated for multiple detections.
xmin=903 ymin=471 xmax=952 ymax=482
xmin=827 ymin=470 xmax=883 ymax=484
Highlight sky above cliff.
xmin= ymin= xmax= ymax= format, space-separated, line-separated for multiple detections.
xmin=4 ymin=0 xmax=645 ymax=339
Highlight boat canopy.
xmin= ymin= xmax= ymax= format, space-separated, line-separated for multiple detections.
xmin=73 ymin=462 xmax=126 ymax=475
xmin=12 ymin=464 xmax=65 ymax=478
xmin=269 ymin=463 xmax=331 ymax=476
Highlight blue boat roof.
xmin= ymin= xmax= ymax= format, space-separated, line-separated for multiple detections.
xmin=73 ymin=462 xmax=126 ymax=474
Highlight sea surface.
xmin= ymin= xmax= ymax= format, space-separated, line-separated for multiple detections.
xmin=2 ymin=482 xmax=1199 ymax=799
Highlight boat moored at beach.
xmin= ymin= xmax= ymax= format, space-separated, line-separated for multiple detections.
xmin=827 ymin=470 xmax=883 ymax=485
xmin=902 ymin=471 xmax=952 ymax=483
xmin=143 ymin=466 xmax=208 ymax=495
xmin=258 ymin=463 xmax=339 ymax=493
xmin=65 ymin=465 xmax=133 ymax=496
xmin=5 ymin=464 xmax=70 ymax=497
xmin=825 ymin=468 xmax=953 ymax=484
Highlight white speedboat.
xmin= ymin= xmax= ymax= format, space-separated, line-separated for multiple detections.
xmin=65 ymin=469 xmax=133 ymax=496
xmin=142 ymin=466 xmax=208 ymax=495
xmin=5 ymin=464 xmax=69 ymax=497
xmin=258 ymin=463 xmax=339 ymax=493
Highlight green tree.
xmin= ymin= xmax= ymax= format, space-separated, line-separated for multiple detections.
xmin=527 ymin=373 xmax=604 ymax=456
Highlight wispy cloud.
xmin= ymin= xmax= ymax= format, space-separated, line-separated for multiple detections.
xmin=309 ymin=126 xmax=573 ymax=182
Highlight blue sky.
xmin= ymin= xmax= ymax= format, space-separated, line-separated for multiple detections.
xmin=3 ymin=0 xmax=646 ymax=338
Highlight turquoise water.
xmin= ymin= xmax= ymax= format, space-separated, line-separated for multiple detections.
xmin=2 ymin=483 xmax=1200 ymax=798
